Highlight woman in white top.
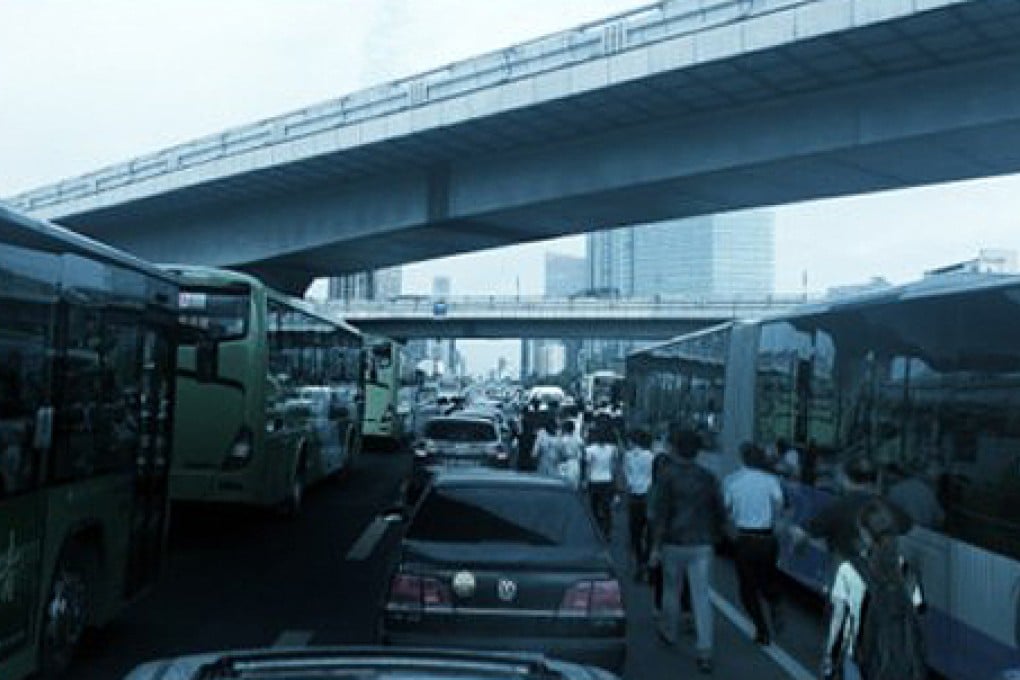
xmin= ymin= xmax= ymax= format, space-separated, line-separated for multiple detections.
xmin=623 ymin=430 xmax=655 ymax=580
xmin=823 ymin=499 xmax=925 ymax=680
xmin=584 ymin=425 xmax=619 ymax=539
xmin=532 ymin=421 xmax=560 ymax=476
xmin=556 ymin=420 xmax=584 ymax=489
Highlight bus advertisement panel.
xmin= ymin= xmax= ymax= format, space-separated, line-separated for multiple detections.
xmin=0 ymin=204 xmax=178 ymax=679
xmin=168 ymin=267 xmax=364 ymax=516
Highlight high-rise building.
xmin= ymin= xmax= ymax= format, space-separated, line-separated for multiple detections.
xmin=524 ymin=253 xmax=588 ymax=379
xmin=586 ymin=210 xmax=775 ymax=298
xmin=327 ymin=266 xmax=402 ymax=301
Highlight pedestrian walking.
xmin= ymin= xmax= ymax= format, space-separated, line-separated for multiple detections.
xmin=557 ymin=419 xmax=585 ymax=489
xmin=584 ymin=425 xmax=619 ymax=539
xmin=533 ymin=421 xmax=560 ymax=476
xmin=650 ymin=428 xmax=725 ymax=674
xmin=646 ymin=450 xmax=669 ymax=618
xmin=821 ymin=498 xmax=926 ymax=680
xmin=723 ymin=442 xmax=786 ymax=646
xmin=623 ymin=429 xmax=655 ymax=581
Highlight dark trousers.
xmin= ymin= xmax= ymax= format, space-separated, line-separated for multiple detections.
xmin=733 ymin=531 xmax=781 ymax=635
xmin=589 ymin=482 xmax=614 ymax=539
xmin=628 ymin=495 xmax=649 ymax=567
xmin=650 ymin=564 xmax=690 ymax=614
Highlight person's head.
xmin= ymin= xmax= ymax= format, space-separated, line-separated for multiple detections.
xmin=636 ymin=429 xmax=652 ymax=449
xmin=562 ymin=419 xmax=575 ymax=436
xmin=543 ymin=421 xmax=557 ymax=436
xmin=857 ymin=498 xmax=903 ymax=576
xmin=670 ymin=428 xmax=701 ymax=460
xmin=776 ymin=437 xmax=789 ymax=452
xmin=739 ymin=442 xmax=767 ymax=470
xmin=843 ymin=456 xmax=879 ymax=491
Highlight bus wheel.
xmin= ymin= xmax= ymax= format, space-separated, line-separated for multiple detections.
xmin=39 ymin=545 xmax=91 ymax=676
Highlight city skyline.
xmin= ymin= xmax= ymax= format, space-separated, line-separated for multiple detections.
xmin=5 ymin=0 xmax=1020 ymax=376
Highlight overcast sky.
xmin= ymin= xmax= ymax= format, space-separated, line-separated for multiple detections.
xmin=3 ymin=1 xmax=1020 ymax=375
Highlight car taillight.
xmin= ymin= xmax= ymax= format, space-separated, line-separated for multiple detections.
xmin=387 ymin=573 xmax=452 ymax=609
xmin=221 ymin=426 xmax=254 ymax=470
xmin=560 ymin=581 xmax=592 ymax=613
xmin=388 ymin=573 xmax=421 ymax=606
xmin=590 ymin=579 xmax=624 ymax=615
xmin=559 ymin=579 xmax=623 ymax=617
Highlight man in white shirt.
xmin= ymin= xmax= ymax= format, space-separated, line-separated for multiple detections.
xmin=723 ymin=442 xmax=786 ymax=646
xmin=623 ymin=430 xmax=655 ymax=581
xmin=584 ymin=426 xmax=619 ymax=539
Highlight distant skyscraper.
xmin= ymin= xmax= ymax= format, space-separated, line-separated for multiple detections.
xmin=586 ymin=210 xmax=775 ymax=297
xmin=327 ymin=266 xmax=402 ymax=301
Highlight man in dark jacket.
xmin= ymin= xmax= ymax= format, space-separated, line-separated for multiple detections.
xmin=651 ymin=429 xmax=725 ymax=674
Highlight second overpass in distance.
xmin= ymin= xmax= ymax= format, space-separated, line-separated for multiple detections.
xmin=318 ymin=295 xmax=807 ymax=339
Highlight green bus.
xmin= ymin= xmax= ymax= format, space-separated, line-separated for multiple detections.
xmin=362 ymin=337 xmax=408 ymax=445
xmin=167 ymin=267 xmax=364 ymax=515
xmin=0 ymin=203 xmax=178 ymax=679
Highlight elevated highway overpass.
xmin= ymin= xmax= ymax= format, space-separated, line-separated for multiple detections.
xmin=317 ymin=294 xmax=807 ymax=338
xmin=10 ymin=0 xmax=1020 ymax=293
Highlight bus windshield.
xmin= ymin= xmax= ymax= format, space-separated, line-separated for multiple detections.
xmin=178 ymin=288 xmax=249 ymax=342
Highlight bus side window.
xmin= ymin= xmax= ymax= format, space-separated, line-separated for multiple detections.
xmin=0 ymin=303 xmax=49 ymax=498
xmin=95 ymin=321 xmax=142 ymax=473
xmin=54 ymin=307 xmax=103 ymax=482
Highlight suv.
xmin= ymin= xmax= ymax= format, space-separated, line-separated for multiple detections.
xmin=413 ymin=416 xmax=509 ymax=469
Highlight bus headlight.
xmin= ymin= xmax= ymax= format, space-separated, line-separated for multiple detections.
xmin=222 ymin=426 xmax=254 ymax=470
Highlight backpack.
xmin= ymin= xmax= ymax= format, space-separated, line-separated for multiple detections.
xmin=852 ymin=552 xmax=926 ymax=680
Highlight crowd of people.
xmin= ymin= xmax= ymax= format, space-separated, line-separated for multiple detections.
xmin=513 ymin=398 xmax=928 ymax=678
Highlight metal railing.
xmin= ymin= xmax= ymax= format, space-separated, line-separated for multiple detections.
xmin=318 ymin=293 xmax=812 ymax=318
xmin=7 ymin=0 xmax=817 ymax=211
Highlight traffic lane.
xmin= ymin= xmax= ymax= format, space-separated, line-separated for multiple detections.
xmin=603 ymin=506 xmax=815 ymax=680
xmin=73 ymin=448 xmax=412 ymax=680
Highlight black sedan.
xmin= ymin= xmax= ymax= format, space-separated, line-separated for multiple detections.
xmin=381 ymin=471 xmax=626 ymax=672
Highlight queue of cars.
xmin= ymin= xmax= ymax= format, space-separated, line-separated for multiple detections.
xmin=391 ymin=386 xmax=627 ymax=674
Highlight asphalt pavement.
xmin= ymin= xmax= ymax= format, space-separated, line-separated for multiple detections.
xmin=71 ymin=446 xmax=826 ymax=679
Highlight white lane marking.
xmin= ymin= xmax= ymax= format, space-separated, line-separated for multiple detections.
xmin=345 ymin=516 xmax=391 ymax=561
xmin=271 ymin=629 xmax=314 ymax=647
xmin=709 ymin=589 xmax=815 ymax=680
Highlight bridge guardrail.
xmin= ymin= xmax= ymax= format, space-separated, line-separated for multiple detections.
xmin=318 ymin=294 xmax=812 ymax=317
xmin=8 ymin=0 xmax=816 ymax=211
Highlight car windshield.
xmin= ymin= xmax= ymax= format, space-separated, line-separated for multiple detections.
xmin=407 ymin=485 xmax=597 ymax=547
xmin=424 ymin=420 xmax=496 ymax=441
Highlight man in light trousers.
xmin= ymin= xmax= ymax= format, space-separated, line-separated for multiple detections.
xmin=651 ymin=428 xmax=725 ymax=675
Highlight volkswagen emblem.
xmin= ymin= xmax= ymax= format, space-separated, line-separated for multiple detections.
xmin=496 ymin=578 xmax=518 ymax=602
xmin=452 ymin=571 xmax=476 ymax=598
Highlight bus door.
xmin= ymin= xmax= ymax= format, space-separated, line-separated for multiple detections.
xmin=0 ymin=251 xmax=56 ymax=664
xmin=124 ymin=323 xmax=175 ymax=598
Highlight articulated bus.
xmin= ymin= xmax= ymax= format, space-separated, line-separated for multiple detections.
xmin=167 ymin=267 xmax=364 ymax=516
xmin=0 ymin=204 xmax=177 ymax=679
xmin=626 ymin=275 xmax=1020 ymax=678
xmin=362 ymin=337 xmax=408 ymax=445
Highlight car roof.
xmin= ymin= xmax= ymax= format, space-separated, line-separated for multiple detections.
xmin=432 ymin=469 xmax=571 ymax=489
xmin=425 ymin=415 xmax=496 ymax=425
